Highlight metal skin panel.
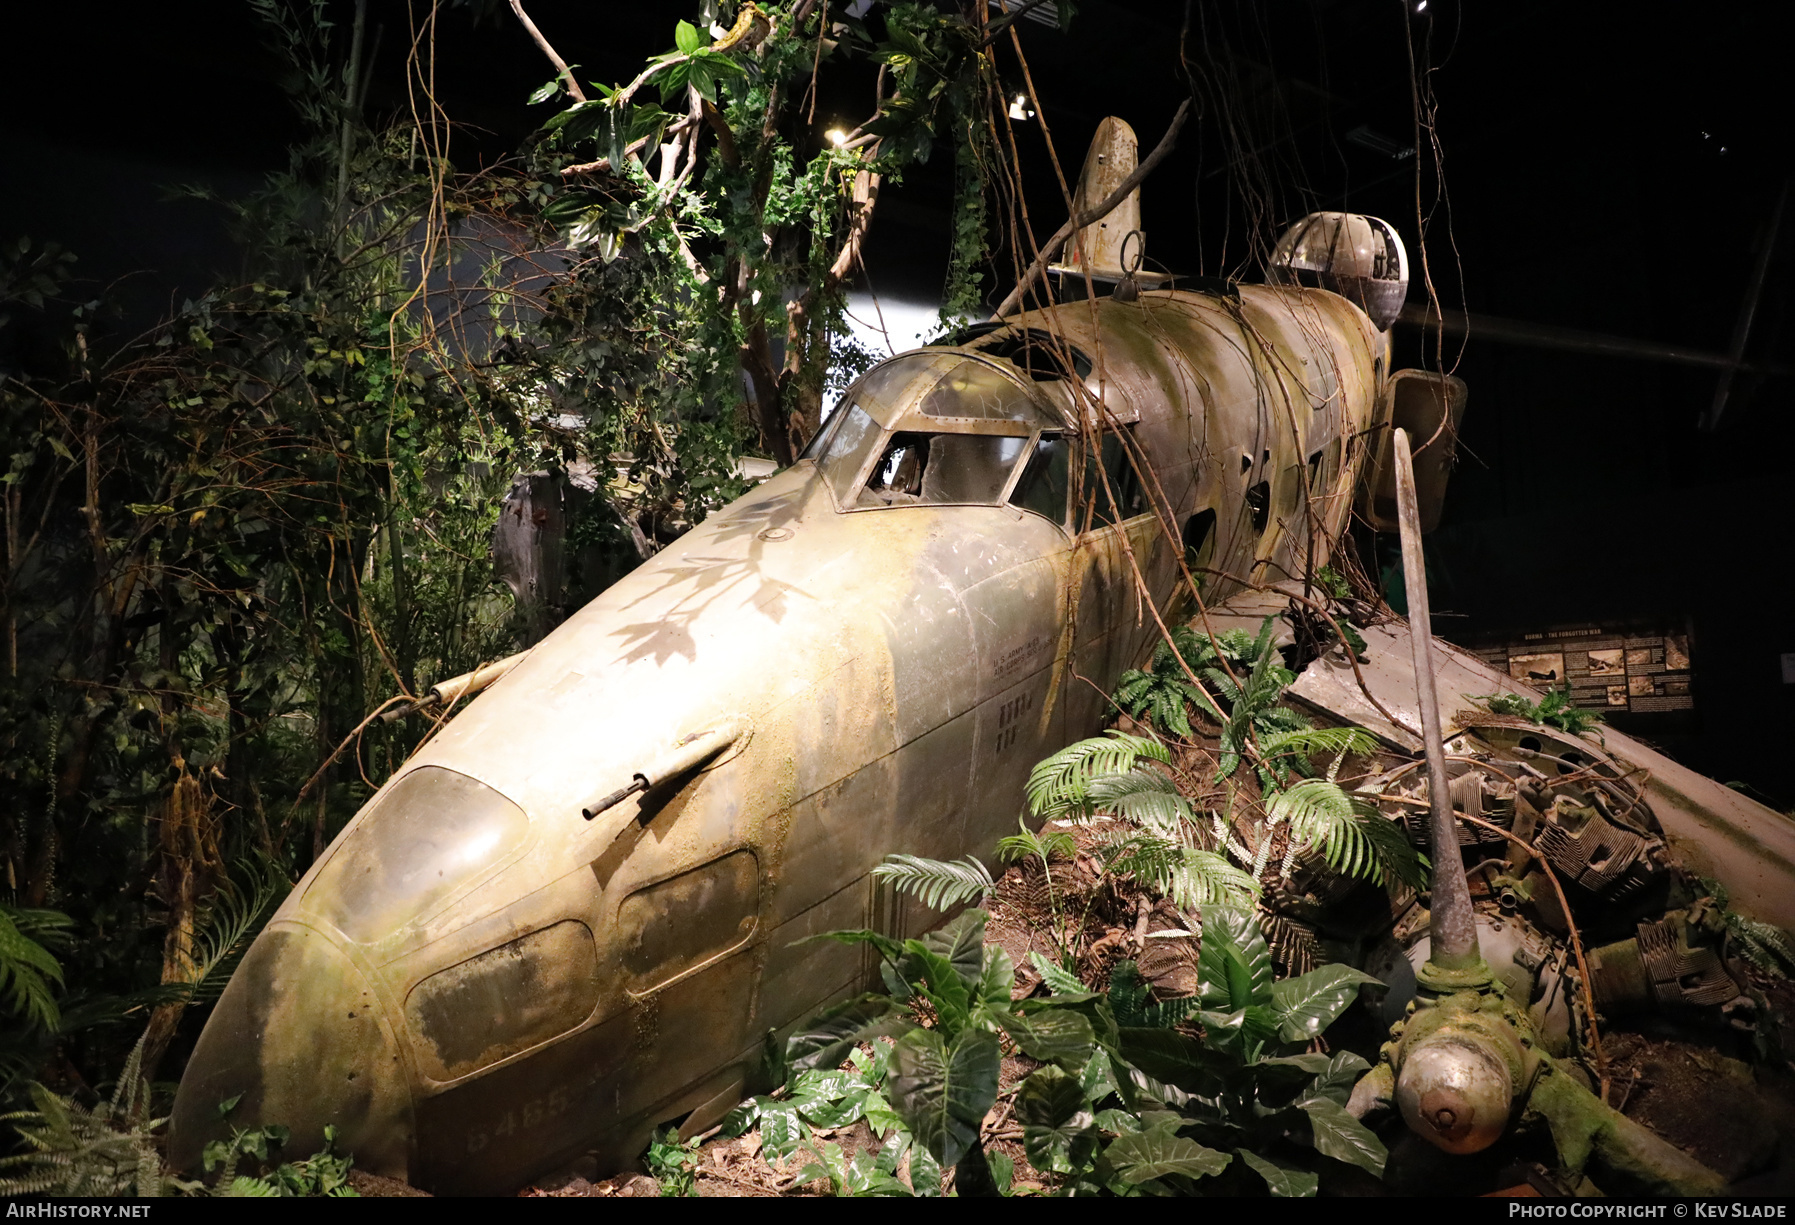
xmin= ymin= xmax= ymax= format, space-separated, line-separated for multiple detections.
xmin=170 ymin=282 xmax=1389 ymax=1192
xmin=759 ymin=878 xmax=879 ymax=1027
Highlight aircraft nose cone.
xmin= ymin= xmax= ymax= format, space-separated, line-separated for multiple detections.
xmin=170 ymin=922 xmax=414 ymax=1180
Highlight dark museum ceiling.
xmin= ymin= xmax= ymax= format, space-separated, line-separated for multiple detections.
xmin=0 ymin=0 xmax=1789 ymax=792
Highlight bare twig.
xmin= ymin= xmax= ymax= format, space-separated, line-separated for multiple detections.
xmin=289 ymin=694 xmax=410 ymax=815
xmin=508 ymin=0 xmax=587 ymax=103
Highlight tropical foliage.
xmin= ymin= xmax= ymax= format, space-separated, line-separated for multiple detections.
xmin=1471 ymin=685 xmax=1605 ymax=737
xmin=0 ymin=0 xmax=1016 ymax=1105
xmin=757 ymin=905 xmax=1384 ymax=1196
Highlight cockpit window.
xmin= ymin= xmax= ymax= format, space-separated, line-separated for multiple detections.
xmin=816 ymin=404 xmax=886 ymax=506
xmin=308 ymin=766 xmax=528 ymax=943
xmin=917 ymin=360 xmax=1047 ymax=423
xmin=1009 ymin=434 xmax=1071 ymax=525
xmin=811 ymin=354 xmax=1063 ymax=512
xmin=1081 ymin=432 xmax=1149 ymax=528
xmin=857 ymin=432 xmax=1031 ymax=507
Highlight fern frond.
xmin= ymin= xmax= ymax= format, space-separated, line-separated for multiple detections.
xmin=1102 ymin=827 xmax=1259 ymax=909
xmin=3 ymin=908 xmax=75 ymax=955
xmin=187 ymin=858 xmax=287 ymax=1003
xmin=1028 ymin=950 xmax=1089 ymax=996
xmin=870 ymin=854 xmax=994 ymax=911
xmin=0 ymin=905 xmax=66 ymax=1032
xmin=1270 ymin=779 xmax=1427 ymax=891
xmin=0 ymin=1035 xmax=167 ymax=1197
xmin=1025 ymin=730 xmax=1167 ymax=819
xmin=1258 ymin=726 xmax=1379 ymax=773
xmin=1085 ymin=767 xmax=1192 ymax=834
xmin=1100 ymin=830 xmax=1186 ymax=884
xmin=995 ymin=818 xmax=1076 ymax=865
xmin=1167 ymin=848 xmax=1261 ymax=909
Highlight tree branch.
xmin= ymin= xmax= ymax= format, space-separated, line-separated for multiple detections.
xmin=826 ymin=164 xmax=881 ymax=284
xmin=509 ymin=0 xmax=587 ymax=104
xmin=990 ymin=98 xmax=1192 ymax=319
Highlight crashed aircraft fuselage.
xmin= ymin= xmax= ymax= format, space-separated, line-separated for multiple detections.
xmin=170 ymin=270 xmax=1399 ymax=1192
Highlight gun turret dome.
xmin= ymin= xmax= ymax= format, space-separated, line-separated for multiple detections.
xmin=1268 ymin=211 xmax=1409 ymax=330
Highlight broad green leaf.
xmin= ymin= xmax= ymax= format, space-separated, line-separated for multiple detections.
xmin=888 ymin=1027 xmax=1000 ymax=1169
xmin=996 ymin=1005 xmax=1094 ymax=1066
xmin=1270 ymin=964 xmax=1381 ymax=1042
xmin=1018 ymin=1064 xmax=1086 ymax=1130
xmin=1299 ymin=1095 xmax=1387 ymax=1176
xmin=687 ymin=62 xmax=716 ymax=103
xmin=1306 ymin=1049 xmax=1373 ymax=1107
xmin=1197 ymin=906 xmax=1272 ymax=1011
xmin=1078 ymin=1045 xmax=1121 ymax=1102
xmin=758 ymin=1100 xmax=805 ymax=1158
xmin=801 ymin=1091 xmax=868 ymax=1130
xmin=800 ymin=927 xmax=904 ymax=962
xmin=785 ymin=991 xmax=898 ymax=1072
xmin=527 ymin=78 xmax=560 ymax=105
xmin=1258 ymin=1051 xmax=1333 ymax=1072
xmin=988 ymin=1149 xmax=1014 ymax=1196
xmin=908 ymin=1139 xmax=943 ymax=1196
xmin=719 ymin=1097 xmax=762 ymax=1137
xmin=918 ymin=908 xmax=987 ymax=988
xmin=791 ymin=1068 xmax=854 ymax=1102
xmin=1105 ymin=1123 xmax=1231 ymax=1184
xmin=978 ymin=944 xmax=1015 ymax=1009
xmin=1018 ymin=1064 xmax=1095 ymax=1173
xmin=1240 ymin=1148 xmax=1318 ymax=1197
xmin=1095 ymin=1107 xmax=1147 ymax=1135
xmin=1242 ymin=1004 xmax=1282 ymax=1057
xmin=674 ymin=19 xmax=701 ymax=54
xmin=542 ymin=97 xmax=606 ymax=135
xmin=864 ymin=1093 xmax=906 ymax=1137
xmin=906 ymin=946 xmax=971 ymax=1036
xmin=851 ymin=1154 xmax=916 ymax=1199
xmin=875 ymin=1132 xmax=905 ymax=1175
xmin=1118 ymin=1027 xmax=1228 ymax=1095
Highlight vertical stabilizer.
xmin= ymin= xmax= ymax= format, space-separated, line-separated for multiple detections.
xmin=1051 ymin=117 xmax=1171 ymax=290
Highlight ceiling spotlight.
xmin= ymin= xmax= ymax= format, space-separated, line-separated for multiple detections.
xmin=826 ymin=128 xmax=848 ymax=147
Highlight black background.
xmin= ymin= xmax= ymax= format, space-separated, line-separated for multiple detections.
xmin=1 ymin=1 xmax=1788 ymax=798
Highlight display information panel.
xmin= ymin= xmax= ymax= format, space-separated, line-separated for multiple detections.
xmin=1462 ymin=619 xmax=1694 ymax=715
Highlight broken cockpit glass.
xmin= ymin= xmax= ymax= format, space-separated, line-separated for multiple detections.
xmin=858 ymin=432 xmax=1032 ymax=506
xmin=808 ymin=353 xmax=1064 ymax=512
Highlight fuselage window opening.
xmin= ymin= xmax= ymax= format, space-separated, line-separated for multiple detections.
xmin=813 ymin=353 xmax=1066 ymax=513
xmin=968 ymin=328 xmax=1093 ymax=384
xmin=813 ymin=404 xmax=888 ymax=506
xmin=1246 ymin=480 xmax=1271 ymax=533
xmin=1183 ymin=507 xmax=1217 ymax=566
xmin=1307 ymin=438 xmax=1342 ymax=497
